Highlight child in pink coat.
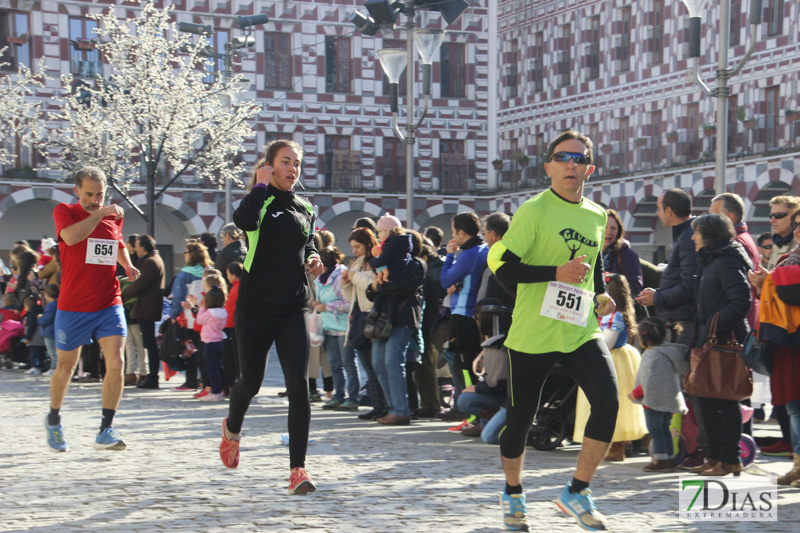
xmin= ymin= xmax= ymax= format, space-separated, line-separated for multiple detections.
xmin=195 ymin=285 xmax=228 ymax=401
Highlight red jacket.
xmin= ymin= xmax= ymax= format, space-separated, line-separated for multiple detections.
xmin=225 ymin=280 xmax=239 ymax=329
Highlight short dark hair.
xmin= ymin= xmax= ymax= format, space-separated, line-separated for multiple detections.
xmin=690 ymin=213 xmax=736 ymax=249
xmin=483 ymin=212 xmax=511 ymax=237
xmin=137 ymin=234 xmax=156 ymax=253
xmin=639 ymin=317 xmax=667 ymax=348
xmin=423 ymin=226 xmax=444 ymax=248
xmin=127 ymin=234 xmax=139 ymax=247
xmin=200 ymin=232 xmax=218 ymax=251
xmin=353 ymin=217 xmax=377 ymax=232
xmin=711 ymin=192 xmax=745 ymax=224
xmin=545 ymin=130 xmax=594 ymax=165
xmin=226 ymin=261 xmax=243 ymax=279
xmin=662 ymin=188 xmax=692 ymax=218
xmin=452 ymin=212 xmax=480 ymax=237
xmin=757 ymin=232 xmax=773 ymax=247
xmin=44 ymin=284 xmax=60 ymax=299
xmin=74 ymin=166 xmax=107 ymax=188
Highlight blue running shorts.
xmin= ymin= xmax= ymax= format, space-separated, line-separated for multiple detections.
xmin=55 ymin=305 xmax=127 ymax=351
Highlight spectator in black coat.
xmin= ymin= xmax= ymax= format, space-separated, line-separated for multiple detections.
xmin=690 ymin=213 xmax=752 ymax=477
xmin=215 ymin=223 xmax=247 ymax=287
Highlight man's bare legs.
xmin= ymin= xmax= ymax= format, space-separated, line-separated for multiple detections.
xmin=502 ymin=436 xmax=609 ymax=488
xmin=97 ymin=335 xmax=125 ymax=410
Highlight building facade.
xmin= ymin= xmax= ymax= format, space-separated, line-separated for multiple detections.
xmin=1 ymin=0 xmax=799 ymax=270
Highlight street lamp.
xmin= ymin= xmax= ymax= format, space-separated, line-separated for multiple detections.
xmin=180 ymin=14 xmax=268 ymax=224
xmin=350 ymin=0 xmax=469 ymax=229
xmin=682 ymin=0 xmax=761 ymax=194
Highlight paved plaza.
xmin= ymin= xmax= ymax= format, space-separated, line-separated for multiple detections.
xmin=1 ymin=357 xmax=798 ymax=533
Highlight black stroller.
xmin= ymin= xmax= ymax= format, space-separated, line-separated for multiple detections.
xmin=526 ymin=365 xmax=578 ymax=451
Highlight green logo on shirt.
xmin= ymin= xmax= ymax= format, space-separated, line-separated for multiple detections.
xmin=559 ymin=228 xmax=598 ymax=260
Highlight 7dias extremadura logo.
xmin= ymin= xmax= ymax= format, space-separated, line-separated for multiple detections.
xmin=679 ymin=477 xmax=777 ymax=521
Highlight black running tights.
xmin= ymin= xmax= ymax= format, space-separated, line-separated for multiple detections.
xmin=499 ymin=339 xmax=619 ymax=459
xmin=227 ymin=308 xmax=310 ymax=469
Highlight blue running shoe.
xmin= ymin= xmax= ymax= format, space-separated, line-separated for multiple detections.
xmin=555 ymin=483 xmax=607 ymax=531
xmin=94 ymin=427 xmax=127 ymax=451
xmin=500 ymin=492 xmax=529 ymax=531
xmin=44 ymin=415 xmax=68 ymax=452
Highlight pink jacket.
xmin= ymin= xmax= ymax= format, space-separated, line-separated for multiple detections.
xmin=195 ymin=307 xmax=228 ymax=343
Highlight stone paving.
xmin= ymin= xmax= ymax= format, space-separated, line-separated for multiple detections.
xmin=1 ymin=358 xmax=798 ymax=533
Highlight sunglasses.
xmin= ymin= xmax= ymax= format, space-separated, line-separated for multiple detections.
xmin=759 ymin=244 xmax=773 ymax=250
xmin=792 ymin=221 xmax=800 ymax=231
xmin=548 ymin=151 xmax=591 ymax=165
xmin=769 ymin=212 xmax=789 ymax=219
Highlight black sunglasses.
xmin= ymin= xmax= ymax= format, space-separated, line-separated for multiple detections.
xmin=792 ymin=221 xmax=800 ymax=231
xmin=770 ymin=212 xmax=789 ymax=219
xmin=548 ymin=151 xmax=591 ymax=165
xmin=759 ymin=244 xmax=773 ymax=250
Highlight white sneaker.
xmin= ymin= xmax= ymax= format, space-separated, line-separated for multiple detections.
xmin=198 ymin=392 xmax=225 ymax=402
xmin=25 ymin=368 xmax=42 ymax=375
xmin=42 ymin=369 xmax=54 ymax=376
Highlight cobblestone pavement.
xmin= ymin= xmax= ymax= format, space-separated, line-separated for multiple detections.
xmin=1 ymin=359 xmax=798 ymax=533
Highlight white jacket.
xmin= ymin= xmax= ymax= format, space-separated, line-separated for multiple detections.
xmin=341 ymin=256 xmax=376 ymax=343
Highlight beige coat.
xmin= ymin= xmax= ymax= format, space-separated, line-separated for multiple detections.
xmin=341 ymin=256 xmax=376 ymax=344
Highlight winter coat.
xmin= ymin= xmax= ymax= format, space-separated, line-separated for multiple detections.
xmin=214 ymin=240 xmax=247 ymax=283
xmin=632 ymin=343 xmax=689 ymax=414
xmin=695 ymin=240 xmax=752 ymax=346
xmin=655 ymin=218 xmax=699 ymax=322
xmin=367 ymin=257 xmax=425 ymax=330
xmin=121 ymin=250 xmax=165 ymax=322
xmin=38 ymin=300 xmax=58 ymax=339
xmin=342 ymin=256 xmax=376 ymax=344
xmin=603 ymin=240 xmax=644 ymax=296
xmin=168 ymin=266 xmax=203 ymax=320
xmin=441 ymin=235 xmax=488 ymax=318
xmin=315 ymin=265 xmax=350 ymax=334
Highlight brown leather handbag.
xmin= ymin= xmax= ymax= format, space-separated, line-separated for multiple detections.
xmin=682 ymin=313 xmax=753 ymax=401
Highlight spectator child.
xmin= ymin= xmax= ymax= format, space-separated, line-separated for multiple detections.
xmin=194 ymin=284 xmax=228 ymax=401
xmin=223 ymin=262 xmax=242 ymax=392
xmin=38 ymin=285 xmax=59 ymax=377
xmin=0 ymin=293 xmax=21 ymax=324
xmin=22 ymin=296 xmax=46 ymax=375
xmin=368 ymin=214 xmax=414 ymax=330
xmin=629 ymin=317 xmax=690 ymax=472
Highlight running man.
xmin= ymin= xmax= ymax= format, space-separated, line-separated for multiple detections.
xmin=44 ymin=166 xmax=140 ymax=452
xmin=488 ymin=130 xmax=618 ymax=531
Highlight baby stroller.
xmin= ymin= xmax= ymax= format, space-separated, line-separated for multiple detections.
xmin=526 ymin=365 xmax=578 ymax=451
xmin=0 ymin=319 xmax=25 ymax=369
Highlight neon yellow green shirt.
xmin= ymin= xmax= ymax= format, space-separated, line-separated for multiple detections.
xmin=488 ymin=189 xmax=607 ymax=354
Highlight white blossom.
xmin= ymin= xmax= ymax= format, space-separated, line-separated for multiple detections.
xmin=37 ymin=1 xmax=260 ymax=192
xmin=0 ymin=48 xmax=45 ymax=167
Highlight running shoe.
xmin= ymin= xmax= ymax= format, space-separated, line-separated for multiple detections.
xmin=198 ymin=392 xmax=225 ymax=402
xmin=555 ymin=483 xmax=607 ymax=531
xmin=25 ymin=367 xmax=42 ymax=375
xmin=219 ymin=418 xmax=240 ymax=469
xmin=174 ymin=384 xmax=197 ymax=391
xmin=337 ymin=399 xmax=359 ymax=411
xmin=500 ymin=492 xmax=528 ymax=531
xmin=448 ymin=419 xmax=470 ymax=432
xmin=288 ymin=467 xmax=316 ymax=495
xmin=94 ymin=427 xmax=127 ymax=451
xmin=194 ymin=389 xmax=210 ymax=399
xmin=309 ymin=391 xmax=323 ymax=402
xmin=321 ymin=399 xmax=341 ymax=410
xmin=42 ymin=369 xmax=54 ymax=377
xmin=44 ymin=415 xmax=68 ymax=452
xmin=761 ymin=440 xmax=792 ymax=457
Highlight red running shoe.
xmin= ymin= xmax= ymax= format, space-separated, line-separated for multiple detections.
xmin=288 ymin=467 xmax=316 ymax=495
xmin=448 ymin=419 xmax=470 ymax=432
xmin=194 ymin=389 xmax=209 ymax=399
xmin=219 ymin=418 xmax=240 ymax=469
xmin=761 ymin=440 xmax=792 ymax=457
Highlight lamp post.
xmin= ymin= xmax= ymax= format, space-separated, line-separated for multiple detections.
xmin=179 ymin=14 xmax=268 ymax=224
xmin=682 ymin=0 xmax=761 ymax=194
xmin=350 ymin=0 xmax=469 ymax=229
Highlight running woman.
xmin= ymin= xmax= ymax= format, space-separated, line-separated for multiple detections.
xmin=45 ymin=166 xmax=140 ymax=452
xmin=219 ymin=139 xmax=323 ymax=495
xmin=488 ymin=130 xmax=618 ymax=531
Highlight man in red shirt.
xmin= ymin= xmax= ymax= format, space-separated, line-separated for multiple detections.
xmin=44 ymin=167 xmax=140 ymax=453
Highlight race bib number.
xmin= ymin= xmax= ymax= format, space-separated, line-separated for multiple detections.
xmin=86 ymin=238 xmax=117 ymax=266
xmin=540 ymin=281 xmax=594 ymax=327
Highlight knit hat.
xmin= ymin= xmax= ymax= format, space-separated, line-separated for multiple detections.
xmin=376 ymin=214 xmax=402 ymax=231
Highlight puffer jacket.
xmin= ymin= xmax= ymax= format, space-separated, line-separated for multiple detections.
xmin=655 ymin=218 xmax=699 ymax=322
xmin=315 ymin=264 xmax=350 ymax=334
xmin=366 ymin=257 xmax=425 ymax=330
xmin=695 ymin=240 xmax=752 ymax=346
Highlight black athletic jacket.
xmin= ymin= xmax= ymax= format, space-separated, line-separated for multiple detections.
xmin=233 ymin=184 xmax=318 ymax=314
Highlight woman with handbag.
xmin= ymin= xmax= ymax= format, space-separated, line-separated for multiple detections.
xmin=342 ymin=227 xmax=388 ymax=420
xmin=689 ymin=213 xmax=753 ymax=477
